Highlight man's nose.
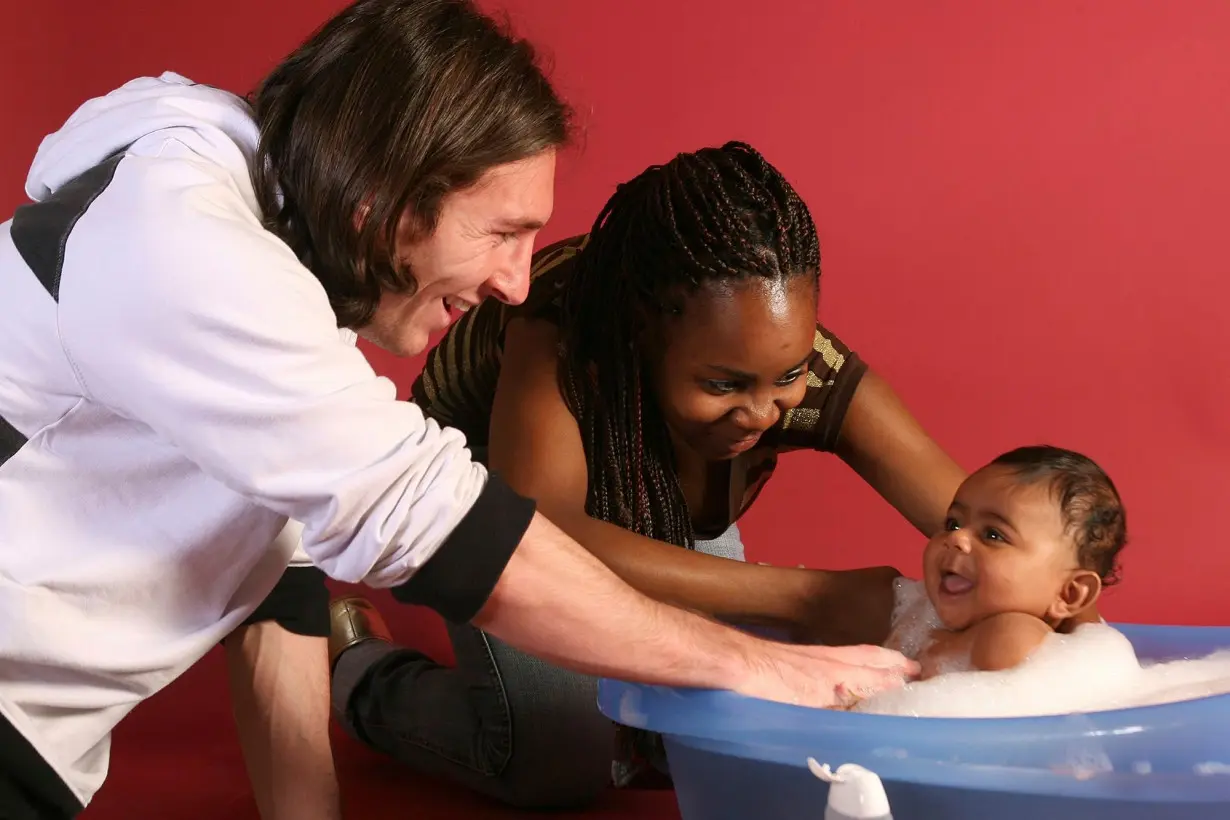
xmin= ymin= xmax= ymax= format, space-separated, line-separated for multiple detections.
xmin=487 ymin=242 xmax=534 ymax=305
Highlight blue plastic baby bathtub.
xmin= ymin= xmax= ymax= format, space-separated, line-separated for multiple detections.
xmin=597 ymin=623 xmax=1230 ymax=820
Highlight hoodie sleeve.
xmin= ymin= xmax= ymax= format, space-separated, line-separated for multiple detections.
xmin=52 ymin=151 xmax=533 ymax=623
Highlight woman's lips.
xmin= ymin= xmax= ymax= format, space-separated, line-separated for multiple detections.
xmin=725 ymin=433 xmax=762 ymax=454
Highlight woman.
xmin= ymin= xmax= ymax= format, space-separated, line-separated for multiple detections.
xmin=328 ymin=142 xmax=966 ymax=807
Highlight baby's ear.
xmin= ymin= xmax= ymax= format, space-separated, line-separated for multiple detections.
xmin=1047 ymin=570 xmax=1102 ymax=622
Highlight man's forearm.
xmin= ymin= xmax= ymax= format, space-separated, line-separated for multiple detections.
xmin=474 ymin=512 xmax=771 ymax=693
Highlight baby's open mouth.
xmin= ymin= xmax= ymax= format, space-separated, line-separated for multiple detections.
xmin=940 ymin=571 xmax=975 ymax=595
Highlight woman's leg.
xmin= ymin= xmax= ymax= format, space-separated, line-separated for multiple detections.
xmin=331 ymin=610 xmax=613 ymax=809
xmin=331 ymin=521 xmax=747 ymax=805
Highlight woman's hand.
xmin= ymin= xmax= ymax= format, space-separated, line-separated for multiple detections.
xmin=785 ymin=566 xmax=902 ymax=648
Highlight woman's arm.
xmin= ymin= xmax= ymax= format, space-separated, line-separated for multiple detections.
xmin=834 ymin=368 xmax=967 ymax=537
xmin=472 ymin=510 xmax=917 ymax=708
xmin=489 ymin=318 xmax=829 ymax=632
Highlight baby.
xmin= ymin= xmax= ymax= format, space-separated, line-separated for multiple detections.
xmin=885 ymin=444 xmax=1128 ymax=680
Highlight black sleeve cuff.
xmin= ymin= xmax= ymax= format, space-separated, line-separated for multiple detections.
xmin=391 ymin=472 xmax=536 ymax=624
xmin=236 ymin=566 xmax=331 ymax=638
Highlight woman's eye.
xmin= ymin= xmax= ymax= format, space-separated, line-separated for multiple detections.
xmin=775 ymin=369 xmax=805 ymax=387
xmin=705 ymin=380 xmax=737 ymax=395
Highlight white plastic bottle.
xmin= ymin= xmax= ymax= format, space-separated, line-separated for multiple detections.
xmin=807 ymin=758 xmax=894 ymax=820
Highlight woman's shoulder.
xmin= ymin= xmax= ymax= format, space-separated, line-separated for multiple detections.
xmin=532 ymin=233 xmax=590 ymax=272
xmin=511 ymin=233 xmax=590 ymax=322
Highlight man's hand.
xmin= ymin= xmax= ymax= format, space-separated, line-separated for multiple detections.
xmin=730 ymin=640 xmax=918 ymax=708
xmin=788 ymin=566 xmax=902 ymax=648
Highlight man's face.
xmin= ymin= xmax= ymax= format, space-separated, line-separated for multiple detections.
xmin=359 ymin=149 xmax=556 ymax=356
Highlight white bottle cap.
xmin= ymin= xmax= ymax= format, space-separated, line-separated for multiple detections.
xmin=808 ymin=758 xmax=892 ymax=819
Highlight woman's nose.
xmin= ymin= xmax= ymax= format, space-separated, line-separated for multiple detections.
xmin=740 ymin=397 xmax=781 ymax=432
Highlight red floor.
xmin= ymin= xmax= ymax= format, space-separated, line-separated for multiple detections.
xmin=81 ymin=588 xmax=680 ymax=819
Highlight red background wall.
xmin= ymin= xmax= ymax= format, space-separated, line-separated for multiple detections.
xmin=5 ymin=1 xmax=1229 ymax=628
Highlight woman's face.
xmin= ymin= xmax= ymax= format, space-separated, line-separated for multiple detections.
xmin=648 ymin=275 xmax=817 ymax=462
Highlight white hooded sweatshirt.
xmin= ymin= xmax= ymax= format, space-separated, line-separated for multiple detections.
xmin=0 ymin=72 xmax=533 ymax=807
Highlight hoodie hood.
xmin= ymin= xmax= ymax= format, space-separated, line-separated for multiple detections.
xmin=26 ymin=72 xmax=260 ymax=202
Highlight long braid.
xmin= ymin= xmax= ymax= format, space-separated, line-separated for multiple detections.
xmin=559 ymin=141 xmax=820 ymax=548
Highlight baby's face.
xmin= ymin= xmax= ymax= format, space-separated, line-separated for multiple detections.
xmin=923 ymin=465 xmax=1080 ymax=631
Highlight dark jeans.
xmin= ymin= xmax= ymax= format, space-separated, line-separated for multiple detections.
xmin=332 ymin=522 xmax=746 ymax=809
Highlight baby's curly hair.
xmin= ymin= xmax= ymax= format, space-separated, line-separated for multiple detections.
xmin=992 ymin=445 xmax=1128 ymax=586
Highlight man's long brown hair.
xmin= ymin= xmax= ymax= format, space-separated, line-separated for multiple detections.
xmin=250 ymin=0 xmax=572 ymax=328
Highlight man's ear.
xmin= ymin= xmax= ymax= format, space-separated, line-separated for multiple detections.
xmin=1047 ymin=570 xmax=1102 ymax=623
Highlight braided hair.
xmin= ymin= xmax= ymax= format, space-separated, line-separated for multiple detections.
xmin=558 ymin=141 xmax=820 ymax=548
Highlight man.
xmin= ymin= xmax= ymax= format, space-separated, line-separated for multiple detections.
xmin=0 ymin=1 xmax=914 ymax=817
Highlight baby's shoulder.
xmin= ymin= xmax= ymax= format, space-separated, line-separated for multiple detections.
xmin=967 ymin=612 xmax=1053 ymax=672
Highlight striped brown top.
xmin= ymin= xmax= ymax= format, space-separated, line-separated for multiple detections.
xmin=410 ymin=234 xmax=868 ymax=522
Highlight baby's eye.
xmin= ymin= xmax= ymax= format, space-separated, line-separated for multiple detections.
xmin=944 ymin=517 xmax=960 ymax=531
xmin=982 ymin=527 xmax=1007 ymax=543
